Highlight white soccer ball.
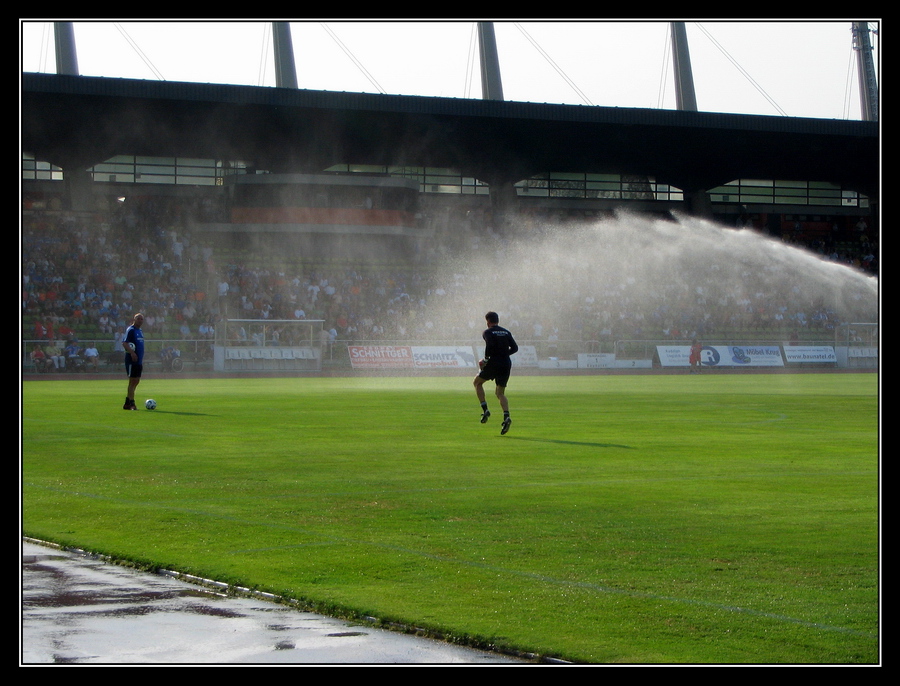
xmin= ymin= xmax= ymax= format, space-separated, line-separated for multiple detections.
xmin=125 ymin=342 xmax=136 ymax=352
xmin=145 ymin=399 xmax=157 ymax=410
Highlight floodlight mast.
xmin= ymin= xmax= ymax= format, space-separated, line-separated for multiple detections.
xmin=852 ymin=21 xmax=878 ymax=122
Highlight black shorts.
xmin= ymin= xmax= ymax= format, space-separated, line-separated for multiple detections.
xmin=479 ymin=358 xmax=511 ymax=387
xmin=125 ymin=361 xmax=143 ymax=379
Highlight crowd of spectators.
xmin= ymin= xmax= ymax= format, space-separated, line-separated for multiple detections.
xmin=22 ymin=192 xmax=879 ymax=371
xmin=22 ymin=195 xmax=220 ymax=368
xmin=769 ymin=215 xmax=878 ymax=275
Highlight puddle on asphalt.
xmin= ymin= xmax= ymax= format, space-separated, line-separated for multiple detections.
xmin=22 ymin=541 xmax=530 ymax=664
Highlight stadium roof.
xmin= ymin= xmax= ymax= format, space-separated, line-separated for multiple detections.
xmin=21 ymin=72 xmax=879 ymax=199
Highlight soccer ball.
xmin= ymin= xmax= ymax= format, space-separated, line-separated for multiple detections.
xmin=125 ymin=342 xmax=136 ymax=352
xmin=145 ymin=399 xmax=157 ymax=410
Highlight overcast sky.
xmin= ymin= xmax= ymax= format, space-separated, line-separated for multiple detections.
xmin=20 ymin=19 xmax=879 ymax=120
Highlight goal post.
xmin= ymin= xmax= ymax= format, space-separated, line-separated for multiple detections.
xmin=835 ymin=322 xmax=878 ymax=369
xmin=213 ymin=319 xmax=325 ymax=372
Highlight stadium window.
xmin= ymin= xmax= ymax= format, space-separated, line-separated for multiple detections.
xmin=22 ymin=153 xmax=63 ymax=181
xmin=708 ymin=178 xmax=866 ymax=208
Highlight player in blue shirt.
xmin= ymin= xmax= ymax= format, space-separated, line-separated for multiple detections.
xmin=473 ymin=311 xmax=518 ymax=435
xmin=122 ymin=312 xmax=145 ymax=410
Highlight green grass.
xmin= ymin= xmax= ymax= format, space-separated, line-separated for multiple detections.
xmin=21 ymin=373 xmax=879 ymax=663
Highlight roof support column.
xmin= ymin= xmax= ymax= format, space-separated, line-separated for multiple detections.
xmin=478 ymin=22 xmax=504 ymax=101
xmin=54 ymin=22 xmax=79 ymax=76
xmin=273 ymin=22 xmax=298 ymax=89
xmin=671 ymin=22 xmax=698 ymax=112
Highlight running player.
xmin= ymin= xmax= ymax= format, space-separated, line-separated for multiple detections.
xmin=474 ymin=311 xmax=518 ymax=435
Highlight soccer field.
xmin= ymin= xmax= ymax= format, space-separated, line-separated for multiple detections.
xmin=21 ymin=372 xmax=879 ymax=664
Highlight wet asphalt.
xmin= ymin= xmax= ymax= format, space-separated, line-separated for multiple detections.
xmin=21 ymin=539 xmax=529 ymax=665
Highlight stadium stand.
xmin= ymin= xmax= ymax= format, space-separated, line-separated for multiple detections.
xmin=22 ymin=188 xmax=877 ymax=373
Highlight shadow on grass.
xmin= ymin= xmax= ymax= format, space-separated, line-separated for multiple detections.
xmin=504 ymin=436 xmax=634 ymax=450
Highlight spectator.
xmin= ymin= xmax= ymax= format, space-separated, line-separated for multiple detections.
xmin=47 ymin=342 xmax=66 ymax=371
xmin=30 ymin=345 xmax=52 ymax=372
xmin=33 ymin=320 xmax=47 ymax=340
xmin=65 ymin=339 xmax=81 ymax=366
xmin=83 ymin=342 xmax=101 ymax=369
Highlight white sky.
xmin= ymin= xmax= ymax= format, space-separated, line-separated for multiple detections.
xmin=20 ymin=19 xmax=879 ymax=121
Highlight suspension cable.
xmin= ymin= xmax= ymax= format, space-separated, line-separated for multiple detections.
xmin=39 ymin=21 xmax=51 ymax=73
xmin=657 ymin=24 xmax=672 ymax=109
xmin=320 ymin=23 xmax=385 ymax=94
xmin=694 ymin=23 xmax=786 ymax=116
xmin=842 ymin=45 xmax=856 ymax=120
xmin=113 ymin=23 xmax=165 ymax=81
xmin=513 ymin=23 xmax=593 ymax=106
xmin=258 ymin=22 xmax=271 ymax=87
xmin=465 ymin=22 xmax=477 ymax=98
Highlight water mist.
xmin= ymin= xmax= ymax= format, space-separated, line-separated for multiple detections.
xmin=421 ymin=211 xmax=878 ymax=347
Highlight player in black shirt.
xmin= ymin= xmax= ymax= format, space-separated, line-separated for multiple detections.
xmin=474 ymin=311 xmax=518 ymax=435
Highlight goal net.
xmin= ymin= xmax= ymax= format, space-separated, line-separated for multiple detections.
xmin=213 ymin=319 xmax=325 ymax=372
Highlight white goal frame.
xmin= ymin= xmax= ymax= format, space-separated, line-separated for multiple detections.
xmin=835 ymin=321 xmax=878 ymax=369
xmin=213 ymin=319 xmax=325 ymax=372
